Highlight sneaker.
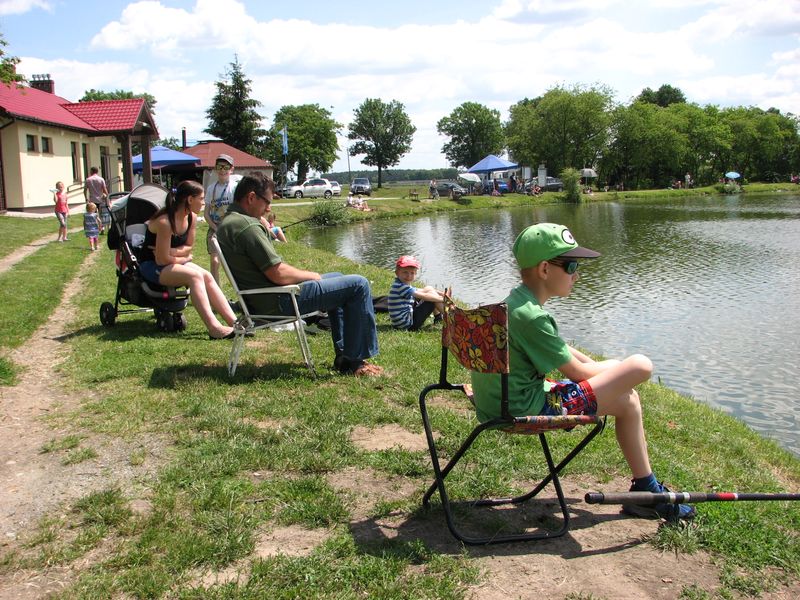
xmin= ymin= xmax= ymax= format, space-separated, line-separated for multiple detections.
xmin=622 ymin=480 xmax=696 ymax=522
xmin=433 ymin=313 xmax=443 ymax=324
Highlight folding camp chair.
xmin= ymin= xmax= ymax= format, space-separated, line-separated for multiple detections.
xmin=211 ymin=237 xmax=319 ymax=377
xmin=419 ymin=299 xmax=605 ymax=545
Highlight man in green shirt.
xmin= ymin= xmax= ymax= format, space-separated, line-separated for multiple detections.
xmin=471 ymin=223 xmax=695 ymax=521
xmin=216 ymin=173 xmax=382 ymax=376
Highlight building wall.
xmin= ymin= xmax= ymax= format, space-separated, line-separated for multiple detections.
xmin=3 ymin=121 xmax=123 ymax=211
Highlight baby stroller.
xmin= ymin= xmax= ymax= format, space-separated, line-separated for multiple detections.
xmin=99 ymin=183 xmax=189 ymax=332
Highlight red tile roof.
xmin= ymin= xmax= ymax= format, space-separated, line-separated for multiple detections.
xmin=62 ymin=99 xmax=151 ymax=133
xmin=182 ymin=141 xmax=272 ymax=169
xmin=0 ymin=83 xmax=155 ymax=134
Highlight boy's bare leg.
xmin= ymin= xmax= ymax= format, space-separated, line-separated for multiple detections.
xmin=587 ymin=354 xmax=653 ymax=478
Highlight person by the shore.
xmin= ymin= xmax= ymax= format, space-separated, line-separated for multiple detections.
xmin=470 ymin=223 xmax=696 ymax=521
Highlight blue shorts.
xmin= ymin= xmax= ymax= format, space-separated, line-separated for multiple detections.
xmin=540 ymin=380 xmax=597 ymax=416
xmin=139 ymin=260 xmax=164 ymax=284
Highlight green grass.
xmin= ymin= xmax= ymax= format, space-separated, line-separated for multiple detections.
xmin=0 ymin=237 xmax=89 ymax=350
xmin=0 ymin=215 xmax=64 ymax=260
xmin=2 ymin=193 xmax=799 ymax=598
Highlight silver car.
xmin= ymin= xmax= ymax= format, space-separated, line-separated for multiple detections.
xmin=288 ymin=178 xmax=334 ymax=199
xmin=329 ymin=180 xmax=342 ymax=196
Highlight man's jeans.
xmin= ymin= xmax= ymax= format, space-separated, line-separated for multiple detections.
xmin=278 ymin=272 xmax=378 ymax=362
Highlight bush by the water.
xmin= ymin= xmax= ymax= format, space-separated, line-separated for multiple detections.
xmin=560 ymin=167 xmax=582 ymax=202
xmin=309 ymin=200 xmax=351 ymax=227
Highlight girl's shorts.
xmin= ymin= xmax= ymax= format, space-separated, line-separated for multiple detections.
xmin=541 ymin=379 xmax=597 ymax=416
xmin=55 ymin=211 xmax=68 ymax=227
xmin=139 ymin=260 xmax=164 ymax=284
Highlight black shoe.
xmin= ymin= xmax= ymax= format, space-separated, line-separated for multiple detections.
xmin=228 ymin=299 xmax=242 ymax=314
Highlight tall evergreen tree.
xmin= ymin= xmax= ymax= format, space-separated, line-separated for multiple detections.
xmin=204 ymin=57 xmax=265 ymax=156
xmin=348 ymin=99 xmax=415 ymax=188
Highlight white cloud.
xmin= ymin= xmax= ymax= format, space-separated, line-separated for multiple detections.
xmin=0 ymin=0 xmax=51 ymax=17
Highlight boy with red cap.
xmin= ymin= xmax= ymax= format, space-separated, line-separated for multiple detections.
xmin=470 ymin=223 xmax=695 ymax=522
xmin=388 ymin=255 xmax=447 ymax=331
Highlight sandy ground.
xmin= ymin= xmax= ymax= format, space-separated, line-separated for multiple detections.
xmin=0 ymin=242 xmax=797 ymax=599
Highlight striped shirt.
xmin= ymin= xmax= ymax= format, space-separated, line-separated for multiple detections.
xmin=388 ymin=278 xmax=417 ymax=329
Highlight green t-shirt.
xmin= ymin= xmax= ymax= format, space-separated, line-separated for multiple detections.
xmin=470 ymin=284 xmax=572 ymax=422
xmin=216 ymin=204 xmax=283 ymax=314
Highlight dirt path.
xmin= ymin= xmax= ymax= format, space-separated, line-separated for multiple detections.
xmin=0 ymin=249 xmax=164 ymax=598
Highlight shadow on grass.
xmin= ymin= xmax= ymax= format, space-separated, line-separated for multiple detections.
xmin=148 ymin=361 xmax=329 ymax=388
xmin=350 ymin=496 xmax=641 ymax=559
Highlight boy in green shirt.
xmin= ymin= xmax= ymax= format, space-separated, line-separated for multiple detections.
xmin=471 ymin=223 xmax=695 ymax=521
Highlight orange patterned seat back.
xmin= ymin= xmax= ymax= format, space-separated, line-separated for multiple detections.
xmin=442 ymin=299 xmax=509 ymax=375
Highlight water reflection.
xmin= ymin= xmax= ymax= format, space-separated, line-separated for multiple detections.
xmin=304 ymin=195 xmax=800 ymax=455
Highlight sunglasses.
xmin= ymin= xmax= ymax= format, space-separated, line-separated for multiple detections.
xmin=548 ymin=259 xmax=579 ymax=274
xmin=215 ymin=163 xmax=232 ymax=171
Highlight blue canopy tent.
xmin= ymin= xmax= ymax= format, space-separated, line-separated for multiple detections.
xmin=132 ymin=146 xmax=201 ymax=174
xmin=467 ymin=154 xmax=518 ymax=173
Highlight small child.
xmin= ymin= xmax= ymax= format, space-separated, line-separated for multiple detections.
xmin=267 ymin=213 xmax=287 ymax=242
xmin=84 ymin=202 xmax=101 ymax=251
xmin=52 ymin=181 xmax=68 ymax=242
xmin=388 ymin=255 xmax=446 ymax=331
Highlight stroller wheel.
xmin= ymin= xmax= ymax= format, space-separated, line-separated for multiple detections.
xmin=100 ymin=302 xmax=117 ymax=327
xmin=174 ymin=313 xmax=187 ymax=332
xmin=157 ymin=311 xmax=174 ymax=332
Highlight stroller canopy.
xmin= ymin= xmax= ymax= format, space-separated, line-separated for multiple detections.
xmin=108 ymin=183 xmax=171 ymax=250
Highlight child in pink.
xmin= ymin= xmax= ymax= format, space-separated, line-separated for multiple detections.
xmin=53 ymin=181 xmax=68 ymax=242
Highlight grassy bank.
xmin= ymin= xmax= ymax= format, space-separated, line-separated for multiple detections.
xmin=1 ymin=228 xmax=798 ymax=599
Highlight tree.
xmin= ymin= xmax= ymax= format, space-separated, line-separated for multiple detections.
xmin=155 ymin=137 xmax=181 ymax=150
xmin=436 ymin=102 xmax=504 ymax=169
xmin=506 ymin=84 xmax=614 ymax=176
xmin=80 ymin=89 xmax=157 ymax=114
xmin=347 ymin=99 xmax=416 ymax=188
xmin=204 ymin=57 xmax=266 ymax=157
xmin=265 ymin=105 xmax=341 ymax=183
xmin=0 ymin=32 xmax=24 ymax=86
xmin=636 ymin=84 xmax=686 ymax=108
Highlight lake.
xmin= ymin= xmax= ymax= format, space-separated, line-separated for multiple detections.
xmin=303 ymin=194 xmax=800 ymax=455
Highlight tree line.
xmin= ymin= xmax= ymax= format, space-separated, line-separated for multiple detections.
xmin=73 ymin=57 xmax=800 ymax=190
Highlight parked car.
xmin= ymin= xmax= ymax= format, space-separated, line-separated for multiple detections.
xmin=350 ymin=177 xmax=372 ymax=196
xmin=524 ymin=177 xmax=564 ymax=193
xmin=482 ymin=179 xmax=509 ymax=194
xmin=329 ymin=180 xmax=342 ymax=196
xmin=277 ymin=180 xmax=297 ymax=198
xmin=288 ymin=178 xmax=334 ymax=199
xmin=435 ymin=181 xmax=468 ymax=199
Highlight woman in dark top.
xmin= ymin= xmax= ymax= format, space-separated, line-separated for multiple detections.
xmin=140 ymin=180 xmax=236 ymax=339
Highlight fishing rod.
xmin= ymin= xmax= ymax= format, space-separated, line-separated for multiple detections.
xmin=585 ymin=491 xmax=800 ymax=505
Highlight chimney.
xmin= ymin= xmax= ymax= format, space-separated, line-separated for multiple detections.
xmin=182 ymin=127 xmax=187 ymax=150
xmin=30 ymin=73 xmax=55 ymax=94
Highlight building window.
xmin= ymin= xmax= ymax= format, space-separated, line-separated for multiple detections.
xmin=71 ymin=142 xmax=80 ymax=182
xmin=26 ymin=134 xmax=37 ymax=152
xmin=82 ymin=143 xmax=90 ymax=180
xmin=41 ymin=137 xmax=52 ymax=153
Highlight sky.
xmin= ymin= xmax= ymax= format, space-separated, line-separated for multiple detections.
xmin=2 ymin=0 xmax=799 ymax=174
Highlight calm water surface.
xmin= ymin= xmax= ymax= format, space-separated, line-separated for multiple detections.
xmin=303 ymin=195 xmax=800 ymax=455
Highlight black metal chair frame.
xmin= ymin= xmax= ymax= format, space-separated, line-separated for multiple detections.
xmin=418 ymin=301 xmax=606 ymax=545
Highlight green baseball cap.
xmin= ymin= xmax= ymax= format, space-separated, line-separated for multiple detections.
xmin=512 ymin=223 xmax=600 ymax=269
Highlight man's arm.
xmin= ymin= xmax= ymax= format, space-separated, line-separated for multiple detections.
xmin=263 ymin=262 xmax=321 ymax=285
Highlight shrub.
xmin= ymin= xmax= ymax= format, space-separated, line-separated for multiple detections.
xmin=309 ymin=200 xmax=351 ymax=227
xmin=560 ymin=167 xmax=582 ymax=203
